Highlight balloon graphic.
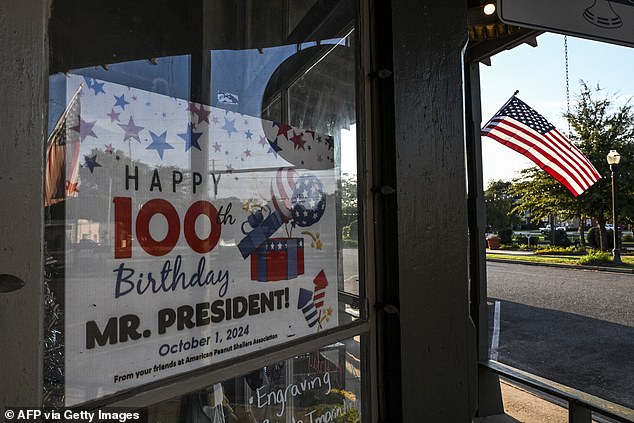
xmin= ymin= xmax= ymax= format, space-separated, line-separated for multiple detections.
xmin=270 ymin=167 xmax=297 ymax=222
xmin=291 ymin=174 xmax=326 ymax=227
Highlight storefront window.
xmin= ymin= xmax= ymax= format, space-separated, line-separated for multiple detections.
xmin=45 ymin=0 xmax=362 ymax=410
xmin=147 ymin=336 xmax=363 ymax=423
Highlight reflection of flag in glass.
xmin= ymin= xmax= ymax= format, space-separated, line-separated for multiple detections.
xmin=45 ymin=86 xmax=82 ymax=206
xmin=298 ymin=288 xmax=319 ymax=327
xmin=481 ymin=96 xmax=601 ymax=197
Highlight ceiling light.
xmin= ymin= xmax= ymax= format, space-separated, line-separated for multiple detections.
xmin=483 ymin=3 xmax=496 ymax=15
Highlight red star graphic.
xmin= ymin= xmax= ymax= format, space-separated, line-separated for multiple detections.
xmin=276 ymin=123 xmax=293 ymax=138
xmin=194 ymin=105 xmax=210 ymax=124
xmin=186 ymin=101 xmax=198 ymax=113
xmin=290 ymin=132 xmax=306 ymax=150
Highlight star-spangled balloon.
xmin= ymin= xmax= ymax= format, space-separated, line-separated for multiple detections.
xmin=146 ymin=130 xmax=174 ymax=160
xmin=83 ymin=155 xmax=101 ymax=173
xmin=177 ymin=123 xmax=203 ymax=152
xmin=118 ymin=116 xmax=144 ymax=143
xmin=291 ymin=174 xmax=326 ymax=227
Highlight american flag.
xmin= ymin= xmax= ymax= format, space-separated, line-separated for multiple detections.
xmin=481 ymin=96 xmax=601 ymax=197
xmin=45 ymin=85 xmax=82 ymax=206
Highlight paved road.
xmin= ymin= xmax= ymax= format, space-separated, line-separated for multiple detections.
xmin=487 ymin=261 xmax=634 ymax=409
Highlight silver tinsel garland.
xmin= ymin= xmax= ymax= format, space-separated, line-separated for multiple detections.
xmin=43 ymin=241 xmax=65 ymax=407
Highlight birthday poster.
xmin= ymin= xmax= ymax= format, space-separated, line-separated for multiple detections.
xmin=56 ymin=75 xmax=339 ymax=406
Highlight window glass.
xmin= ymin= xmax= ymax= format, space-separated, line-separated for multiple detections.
xmin=147 ymin=336 xmax=363 ymax=423
xmin=45 ymin=0 xmax=360 ymax=408
xmin=481 ymin=33 xmax=634 ymax=410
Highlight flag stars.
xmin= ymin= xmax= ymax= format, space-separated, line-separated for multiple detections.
xmin=177 ymin=123 xmax=203 ymax=152
xmin=290 ymin=132 xmax=306 ymax=150
xmin=83 ymin=155 xmax=101 ymax=173
xmin=71 ymin=118 xmax=98 ymax=142
xmin=146 ymin=130 xmax=174 ymax=160
xmin=267 ymin=138 xmax=283 ymax=158
xmin=222 ymin=118 xmax=238 ymax=137
xmin=118 ymin=116 xmax=144 ymax=143
xmin=275 ymin=122 xmax=293 ymax=138
xmin=194 ymin=104 xmax=210 ymax=124
xmin=114 ymin=94 xmax=130 ymax=110
xmin=106 ymin=109 xmax=120 ymax=122
xmin=92 ymin=80 xmax=105 ymax=95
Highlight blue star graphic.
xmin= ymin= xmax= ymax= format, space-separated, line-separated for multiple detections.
xmin=114 ymin=94 xmax=130 ymax=110
xmin=267 ymin=138 xmax=283 ymax=158
xmin=222 ymin=118 xmax=238 ymax=137
xmin=83 ymin=76 xmax=94 ymax=89
xmin=245 ymin=129 xmax=253 ymax=139
xmin=177 ymin=123 xmax=203 ymax=152
xmin=83 ymin=155 xmax=101 ymax=173
xmin=92 ymin=80 xmax=105 ymax=95
xmin=146 ymin=130 xmax=174 ymax=160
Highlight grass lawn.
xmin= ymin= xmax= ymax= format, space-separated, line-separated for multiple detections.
xmin=487 ymin=252 xmax=634 ymax=270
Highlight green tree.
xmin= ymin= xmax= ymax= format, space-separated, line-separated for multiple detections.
xmin=510 ymin=82 xmax=634 ymax=250
xmin=484 ymin=179 xmax=521 ymax=232
xmin=340 ymin=173 xmax=357 ymax=228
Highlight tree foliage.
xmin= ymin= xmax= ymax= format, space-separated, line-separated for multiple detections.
xmin=484 ymin=180 xmax=521 ymax=232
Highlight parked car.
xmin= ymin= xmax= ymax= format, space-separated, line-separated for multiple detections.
xmin=540 ymin=224 xmax=567 ymax=234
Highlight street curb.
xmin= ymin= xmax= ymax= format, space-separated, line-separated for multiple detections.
xmin=486 ymin=258 xmax=634 ymax=274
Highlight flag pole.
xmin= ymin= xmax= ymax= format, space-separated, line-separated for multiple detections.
xmin=46 ymin=83 xmax=84 ymax=147
xmin=482 ymin=90 xmax=519 ymax=129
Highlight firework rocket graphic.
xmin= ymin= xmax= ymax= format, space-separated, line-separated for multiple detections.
xmin=297 ymin=288 xmax=319 ymax=328
xmin=313 ymin=270 xmax=328 ymax=309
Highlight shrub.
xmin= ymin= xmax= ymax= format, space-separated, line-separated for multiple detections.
xmin=534 ymin=245 xmax=584 ymax=255
xmin=515 ymin=234 xmax=540 ymax=247
xmin=623 ymin=233 xmax=634 ymax=243
xmin=548 ymin=229 xmax=570 ymax=246
xmin=497 ymin=228 xmax=514 ymax=245
xmin=577 ymin=250 xmax=613 ymax=266
xmin=348 ymin=220 xmax=358 ymax=240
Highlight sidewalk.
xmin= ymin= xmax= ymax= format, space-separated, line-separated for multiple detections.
xmin=475 ymin=380 xmax=600 ymax=423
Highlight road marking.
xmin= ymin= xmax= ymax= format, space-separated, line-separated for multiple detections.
xmin=491 ymin=300 xmax=501 ymax=361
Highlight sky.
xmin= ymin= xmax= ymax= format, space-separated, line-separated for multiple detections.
xmin=480 ymin=32 xmax=634 ymax=188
